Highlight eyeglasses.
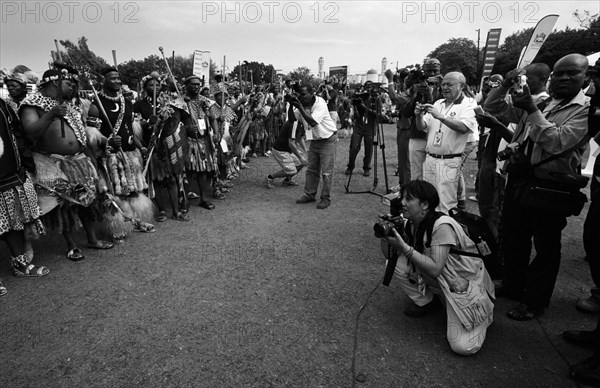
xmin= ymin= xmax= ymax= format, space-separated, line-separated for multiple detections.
xmin=441 ymin=82 xmax=459 ymax=88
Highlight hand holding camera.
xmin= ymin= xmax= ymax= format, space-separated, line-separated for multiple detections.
xmin=512 ymin=84 xmax=538 ymax=114
xmin=475 ymin=109 xmax=503 ymax=129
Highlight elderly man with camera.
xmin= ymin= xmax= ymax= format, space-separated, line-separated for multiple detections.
xmin=484 ymin=53 xmax=591 ymax=321
xmin=414 ymin=71 xmax=478 ymax=214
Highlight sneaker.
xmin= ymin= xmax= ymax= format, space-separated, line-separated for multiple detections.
xmin=282 ymin=179 xmax=299 ymax=186
xmin=577 ymin=295 xmax=600 ymax=313
xmin=316 ymin=199 xmax=330 ymax=209
xmin=265 ymin=177 xmax=275 ymax=189
xmin=296 ymin=195 xmax=316 ymax=204
xmin=265 ymin=150 xmax=272 ymax=157
xmin=404 ymin=297 xmax=442 ymax=317
xmin=187 ymin=192 xmax=200 ymax=199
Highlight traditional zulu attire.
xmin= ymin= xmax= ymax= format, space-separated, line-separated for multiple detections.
xmin=0 ymin=98 xmax=44 ymax=237
xmin=186 ymin=94 xmax=218 ymax=175
xmin=20 ymin=92 xmax=101 ymax=231
xmin=93 ymin=92 xmax=147 ymax=196
xmin=148 ymin=95 xmax=190 ymax=187
xmin=0 ymin=97 xmax=49 ymax=280
xmin=209 ymin=100 xmax=238 ymax=174
xmin=92 ymin=90 xmax=154 ymax=236
xmin=248 ymin=91 xmax=267 ymax=154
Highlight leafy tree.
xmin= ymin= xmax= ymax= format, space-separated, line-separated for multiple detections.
xmin=229 ymin=61 xmax=276 ymax=86
xmin=56 ymin=37 xmax=109 ymax=73
xmin=427 ymin=38 xmax=480 ymax=85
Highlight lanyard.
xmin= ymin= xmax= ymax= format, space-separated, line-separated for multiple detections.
xmin=437 ymin=102 xmax=455 ymax=132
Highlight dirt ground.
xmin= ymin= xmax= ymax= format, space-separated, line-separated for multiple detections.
xmin=0 ymin=123 xmax=596 ymax=388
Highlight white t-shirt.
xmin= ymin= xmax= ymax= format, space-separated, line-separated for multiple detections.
xmin=300 ymin=96 xmax=336 ymax=140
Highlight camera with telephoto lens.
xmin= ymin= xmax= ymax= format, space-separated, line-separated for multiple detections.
xmin=374 ymin=195 xmax=405 ymax=238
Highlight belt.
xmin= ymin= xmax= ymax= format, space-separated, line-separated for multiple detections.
xmin=427 ymin=152 xmax=462 ymax=159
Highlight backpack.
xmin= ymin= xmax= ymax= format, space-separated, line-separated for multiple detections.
xmin=421 ymin=209 xmax=501 ymax=280
xmin=447 ymin=208 xmax=502 ymax=280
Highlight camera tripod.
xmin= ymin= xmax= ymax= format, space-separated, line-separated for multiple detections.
xmin=344 ymin=95 xmax=391 ymax=198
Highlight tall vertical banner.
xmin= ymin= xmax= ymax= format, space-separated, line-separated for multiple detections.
xmin=517 ymin=14 xmax=559 ymax=68
xmin=481 ymin=28 xmax=502 ymax=80
xmin=328 ymin=66 xmax=348 ymax=89
xmin=192 ymin=50 xmax=211 ymax=84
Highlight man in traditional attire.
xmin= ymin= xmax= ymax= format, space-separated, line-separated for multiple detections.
xmin=184 ymin=75 xmax=219 ymax=210
xmin=88 ymin=68 xmax=155 ymax=240
xmin=3 ymin=70 xmax=37 ymax=114
xmin=137 ymin=77 xmax=192 ymax=221
xmin=0 ymin=94 xmax=49 ymax=295
xmin=20 ymin=69 xmax=113 ymax=261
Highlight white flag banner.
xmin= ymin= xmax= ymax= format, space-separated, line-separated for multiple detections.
xmin=192 ymin=50 xmax=211 ymax=84
xmin=517 ymin=14 xmax=559 ymax=68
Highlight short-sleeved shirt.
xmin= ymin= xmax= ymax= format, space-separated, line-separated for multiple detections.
xmin=423 ymin=94 xmax=478 ymax=155
xmin=300 ymin=96 xmax=336 ymax=140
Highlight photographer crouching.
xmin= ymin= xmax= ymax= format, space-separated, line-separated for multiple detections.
xmin=381 ymin=180 xmax=494 ymax=355
xmin=485 ymin=54 xmax=591 ymax=321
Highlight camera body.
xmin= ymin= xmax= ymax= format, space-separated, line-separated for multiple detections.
xmin=374 ymin=195 xmax=405 ymax=238
xmin=497 ymin=143 xmax=519 ymax=161
xmin=515 ymin=75 xmax=528 ymax=93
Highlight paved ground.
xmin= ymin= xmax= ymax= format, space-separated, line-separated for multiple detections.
xmin=0 ymin=123 xmax=595 ymax=387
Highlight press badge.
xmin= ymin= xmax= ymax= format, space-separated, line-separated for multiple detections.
xmin=433 ymin=131 xmax=443 ymax=146
xmin=477 ymin=241 xmax=492 ymax=257
xmin=197 ymin=118 xmax=206 ymax=135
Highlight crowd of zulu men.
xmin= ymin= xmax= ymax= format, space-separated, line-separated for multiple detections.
xmin=0 ymin=65 xmax=320 ymax=296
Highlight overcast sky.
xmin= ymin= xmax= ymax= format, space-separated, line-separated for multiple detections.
xmin=1 ymin=1 xmax=598 ymax=76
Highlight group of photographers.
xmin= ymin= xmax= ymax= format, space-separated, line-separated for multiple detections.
xmin=378 ymin=52 xmax=600 ymax=384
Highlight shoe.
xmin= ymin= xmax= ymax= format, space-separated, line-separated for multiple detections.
xmin=296 ymin=195 xmax=316 ymax=204
xmin=404 ymin=297 xmax=442 ymax=317
xmin=571 ymin=354 xmax=600 ymax=387
xmin=251 ymin=153 xmax=258 ymax=158
xmin=199 ymin=201 xmax=215 ymax=210
xmin=187 ymin=192 xmax=200 ymax=199
xmin=577 ymin=295 xmax=600 ymax=313
xmin=468 ymin=195 xmax=478 ymax=202
xmin=87 ymin=240 xmax=115 ymax=249
xmin=562 ymin=330 xmax=600 ymax=349
xmin=506 ymin=303 xmax=544 ymax=321
xmin=213 ymin=189 xmax=226 ymax=200
xmin=221 ymin=181 xmax=234 ymax=189
xmin=457 ymin=199 xmax=466 ymax=210
xmin=317 ymin=199 xmax=330 ymax=209
xmin=345 ymin=168 xmax=353 ymax=176
xmin=282 ymin=179 xmax=299 ymax=186
xmin=391 ymin=184 xmax=401 ymax=193
xmin=363 ymin=169 xmax=371 ymax=177
xmin=156 ymin=211 xmax=168 ymax=222
xmin=265 ymin=177 xmax=275 ymax=189
xmin=12 ymin=254 xmax=50 ymax=277
xmin=66 ymin=248 xmax=85 ymax=262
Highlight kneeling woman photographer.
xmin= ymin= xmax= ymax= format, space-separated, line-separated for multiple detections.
xmin=385 ymin=180 xmax=495 ymax=355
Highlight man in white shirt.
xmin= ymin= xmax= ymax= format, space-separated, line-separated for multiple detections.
xmin=414 ymin=72 xmax=478 ymax=213
xmin=290 ymin=85 xmax=337 ymax=209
